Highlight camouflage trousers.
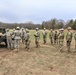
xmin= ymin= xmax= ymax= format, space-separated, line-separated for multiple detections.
xmin=22 ymin=37 xmax=25 ymax=44
xmin=15 ymin=39 xmax=20 ymax=50
xmin=7 ymin=37 xmax=12 ymax=49
xmin=11 ymin=39 xmax=15 ymax=49
xmin=66 ymin=41 xmax=71 ymax=52
xmin=25 ymin=40 xmax=30 ymax=49
xmin=59 ymin=41 xmax=63 ymax=51
xmin=43 ymin=37 xmax=46 ymax=44
xmin=35 ymin=38 xmax=40 ymax=48
xmin=50 ymin=38 xmax=53 ymax=44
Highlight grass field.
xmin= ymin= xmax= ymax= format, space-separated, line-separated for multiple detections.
xmin=0 ymin=30 xmax=76 ymax=75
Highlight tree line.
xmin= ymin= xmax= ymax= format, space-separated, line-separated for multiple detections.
xmin=0 ymin=18 xmax=76 ymax=30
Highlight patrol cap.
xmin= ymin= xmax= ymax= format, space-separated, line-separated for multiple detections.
xmin=67 ymin=27 xmax=71 ymax=30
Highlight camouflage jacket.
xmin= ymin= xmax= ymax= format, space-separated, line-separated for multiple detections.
xmin=49 ymin=31 xmax=54 ymax=39
xmin=58 ymin=33 xmax=64 ymax=42
xmin=66 ymin=32 xmax=72 ymax=42
xmin=42 ymin=30 xmax=47 ymax=38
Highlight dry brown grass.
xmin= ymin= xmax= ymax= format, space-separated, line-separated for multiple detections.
xmin=0 ymin=39 xmax=76 ymax=75
xmin=0 ymin=30 xmax=76 ymax=75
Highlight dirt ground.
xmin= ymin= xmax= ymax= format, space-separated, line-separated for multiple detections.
xmin=0 ymin=39 xmax=76 ymax=75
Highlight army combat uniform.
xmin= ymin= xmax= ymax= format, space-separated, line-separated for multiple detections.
xmin=54 ymin=31 xmax=58 ymax=44
xmin=58 ymin=28 xmax=64 ymax=52
xmin=11 ymin=29 xmax=15 ymax=49
xmin=14 ymin=27 xmax=21 ymax=51
xmin=66 ymin=27 xmax=72 ymax=52
xmin=25 ymin=29 xmax=30 ymax=50
xmin=49 ymin=29 xmax=54 ymax=44
xmin=34 ymin=28 xmax=40 ymax=48
xmin=42 ymin=28 xmax=47 ymax=44
xmin=6 ymin=29 xmax=12 ymax=49
xmin=21 ymin=28 xmax=26 ymax=44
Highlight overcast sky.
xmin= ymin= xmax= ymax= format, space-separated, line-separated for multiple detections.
xmin=0 ymin=0 xmax=76 ymax=24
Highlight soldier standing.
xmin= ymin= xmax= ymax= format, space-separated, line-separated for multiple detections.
xmin=14 ymin=27 xmax=21 ymax=51
xmin=6 ymin=29 xmax=12 ymax=49
xmin=25 ymin=28 xmax=30 ymax=50
xmin=66 ymin=27 xmax=72 ymax=52
xmin=34 ymin=28 xmax=40 ymax=48
xmin=21 ymin=28 xmax=26 ymax=44
xmin=11 ymin=28 xmax=15 ymax=50
xmin=74 ymin=32 xmax=76 ymax=50
xmin=58 ymin=28 xmax=64 ymax=52
xmin=49 ymin=29 xmax=54 ymax=44
xmin=42 ymin=28 xmax=47 ymax=44
xmin=54 ymin=31 xmax=58 ymax=44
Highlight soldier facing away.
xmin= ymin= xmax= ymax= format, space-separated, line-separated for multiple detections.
xmin=25 ymin=28 xmax=30 ymax=50
xmin=58 ymin=28 xmax=64 ymax=52
xmin=6 ymin=29 xmax=12 ymax=49
xmin=21 ymin=28 xmax=26 ymax=44
xmin=14 ymin=27 xmax=21 ymax=51
xmin=66 ymin=27 xmax=72 ymax=52
xmin=42 ymin=28 xmax=47 ymax=44
xmin=34 ymin=28 xmax=40 ymax=48
xmin=49 ymin=29 xmax=54 ymax=44
xmin=74 ymin=32 xmax=76 ymax=50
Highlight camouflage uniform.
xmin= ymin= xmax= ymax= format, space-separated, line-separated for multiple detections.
xmin=14 ymin=27 xmax=21 ymax=51
xmin=11 ymin=29 xmax=15 ymax=49
xmin=42 ymin=28 xmax=47 ymax=44
xmin=74 ymin=32 xmax=76 ymax=50
xmin=6 ymin=29 xmax=12 ymax=49
xmin=25 ymin=29 xmax=30 ymax=50
xmin=66 ymin=27 xmax=72 ymax=52
xmin=58 ymin=28 xmax=64 ymax=51
xmin=54 ymin=31 xmax=58 ymax=44
xmin=34 ymin=28 xmax=40 ymax=48
xmin=21 ymin=28 xmax=26 ymax=44
xmin=49 ymin=29 xmax=54 ymax=44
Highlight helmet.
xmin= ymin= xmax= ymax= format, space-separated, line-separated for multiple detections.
xmin=36 ymin=28 xmax=39 ymax=30
xmin=16 ymin=26 xmax=20 ymax=30
xmin=44 ymin=28 xmax=46 ymax=30
xmin=67 ymin=27 xmax=71 ymax=30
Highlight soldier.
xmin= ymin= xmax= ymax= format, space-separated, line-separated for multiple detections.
xmin=49 ymin=29 xmax=54 ymax=44
xmin=74 ymin=32 xmax=76 ymax=50
xmin=11 ymin=28 xmax=15 ymax=50
xmin=58 ymin=28 xmax=64 ymax=52
xmin=54 ymin=31 xmax=58 ymax=44
xmin=58 ymin=29 xmax=61 ymax=44
xmin=42 ymin=28 xmax=47 ymax=44
xmin=6 ymin=29 xmax=12 ymax=49
xmin=25 ymin=28 xmax=30 ymax=50
xmin=21 ymin=28 xmax=26 ymax=44
xmin=14 ymin=27 xmax=21 ymax=51
xmin=34 ymin=28 xmax=40 ymax=48
xmin=66 ymin=27 xmax=72 ymax=52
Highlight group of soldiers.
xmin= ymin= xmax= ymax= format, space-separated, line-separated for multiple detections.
xmin=5 ymin=26 xmax=76 ymax=52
